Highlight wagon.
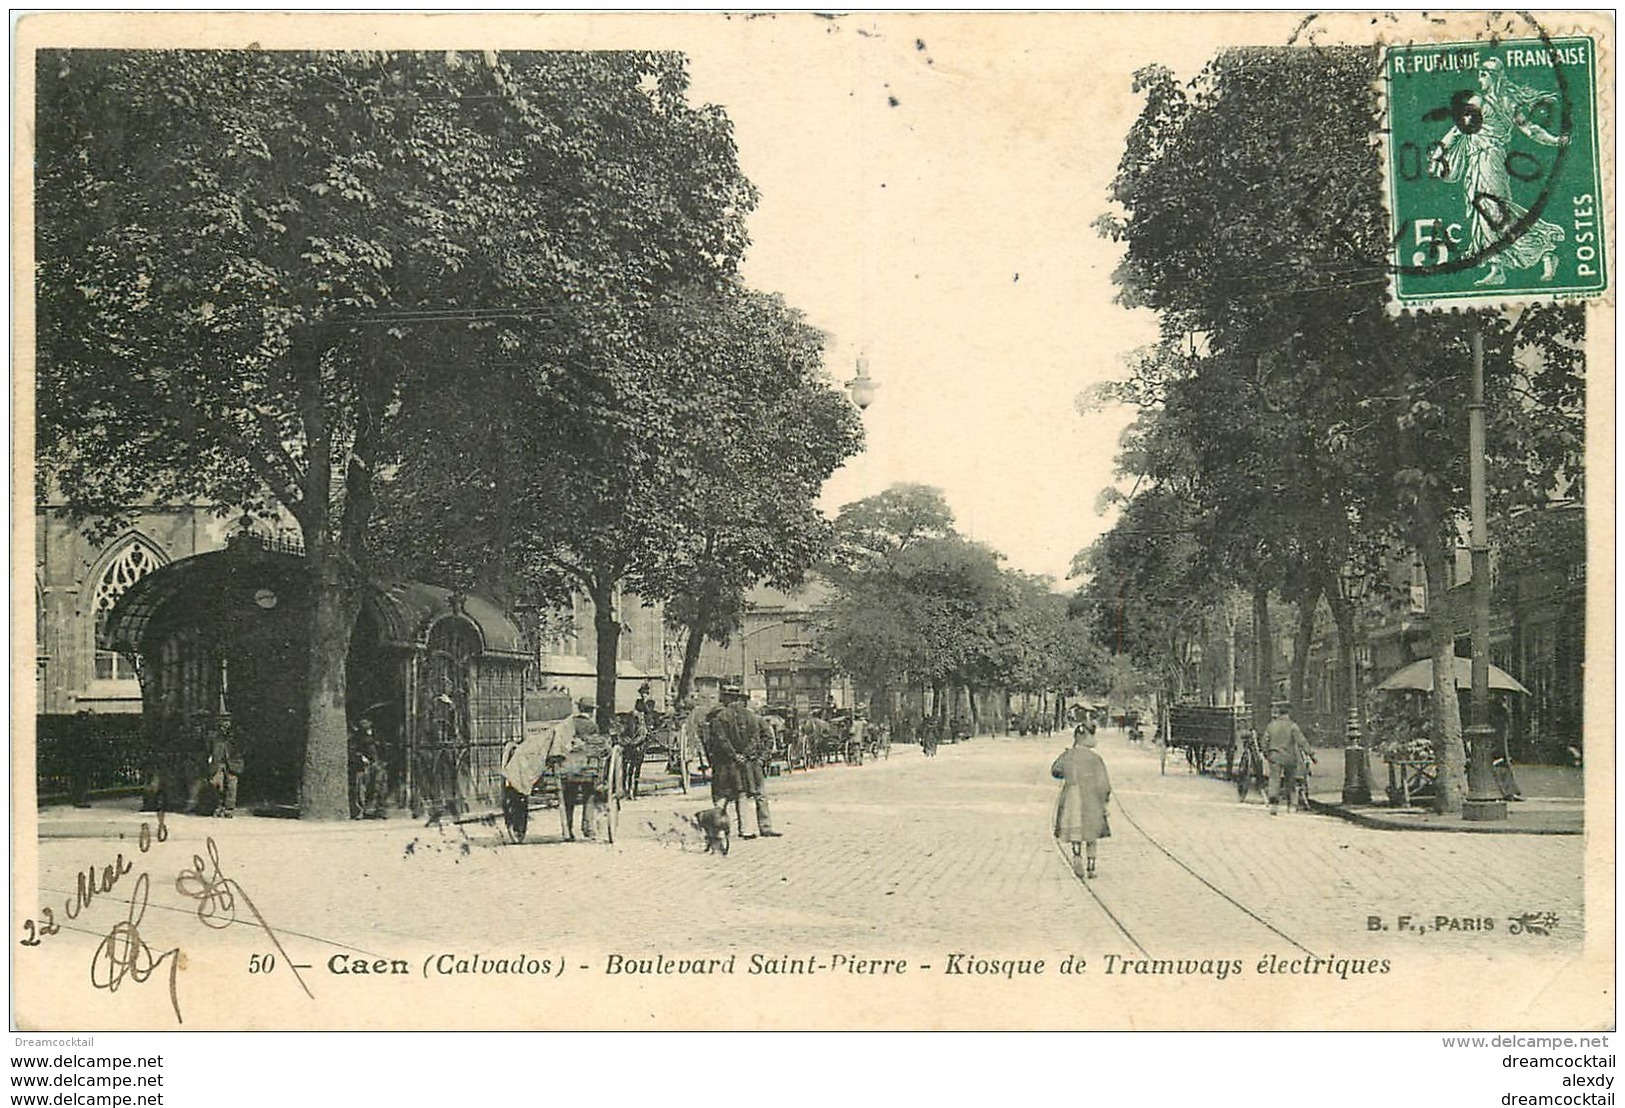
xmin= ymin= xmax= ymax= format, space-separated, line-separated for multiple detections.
xmin=1162 ymin=704 xmax=1245 ymax=776
xmin=497 ymin=710 xmax=623 ymax=846
xmin=500 ymin=742 xmax=623 ymax=846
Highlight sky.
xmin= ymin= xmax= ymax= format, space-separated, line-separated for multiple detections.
xmin=17 ymin=10 xmax=1438 ymax=586
xmin=670 ymin=12 xmax=1308 ymax=584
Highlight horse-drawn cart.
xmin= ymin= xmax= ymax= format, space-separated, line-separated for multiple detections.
xmin=1162 ymin=704 xmax=1245 ymax=776
xmin=499 ymin=712 xmax=623 ymax=845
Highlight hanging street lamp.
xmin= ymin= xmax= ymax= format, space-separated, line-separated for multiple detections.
xmin=845 ymin=355 xmax=878 ymax=410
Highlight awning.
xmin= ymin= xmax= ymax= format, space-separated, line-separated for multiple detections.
xmin=1375 ymin=656 xmax=1530 ymax=695
xmin=100 ymin=544 xmax=310 ymax=655
xmin=103 ymin=546 xmax=528 ymax=661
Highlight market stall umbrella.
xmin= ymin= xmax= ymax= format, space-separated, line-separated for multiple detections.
xmin=1375 ymin=656 xmax=1529 ymax=695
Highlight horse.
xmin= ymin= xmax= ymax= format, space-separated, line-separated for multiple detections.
xmin=615 ymin=712 xmax=647 ymax=799
xmin=800 ymin=717 xmax=840 ymax=767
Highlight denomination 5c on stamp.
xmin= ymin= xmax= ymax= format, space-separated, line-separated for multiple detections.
xmin=1383 ymin=35 xmax=1606 ymax=309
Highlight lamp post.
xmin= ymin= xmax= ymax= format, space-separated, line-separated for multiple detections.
xmin=1339 ymin=563 xmax=1374 ymax=805
xmin=1463 ymin=327 xmax=1507 ymax=821
xmin=845 ymin=355 xmax=879 ymax=410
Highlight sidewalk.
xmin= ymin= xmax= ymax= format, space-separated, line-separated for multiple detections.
xmin=1305 ymin=760 xmax=1584 ymax=835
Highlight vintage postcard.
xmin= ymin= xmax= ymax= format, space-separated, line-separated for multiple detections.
xmin=12 ymin=10 xmax=1614 ymax=1033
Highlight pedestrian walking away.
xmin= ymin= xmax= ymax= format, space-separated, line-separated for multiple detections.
xmin=1052 ymin=719 xmax=1111 ymax=879
xmin=1263 ymin=701 xmax=1312 ymax=816
xmin=701 ymin=693 xmax=747 ymax=834
xmin=921 ymin=716 xmax=940 ymax=758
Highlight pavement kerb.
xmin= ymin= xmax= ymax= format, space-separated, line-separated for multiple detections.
xmin=35 ymin=809 xmax=454 ymax=840
xmin=1306 ymin=797 xmax=1582 ymax=835
xmin=33 ymin=780 xmax=709 ymax=842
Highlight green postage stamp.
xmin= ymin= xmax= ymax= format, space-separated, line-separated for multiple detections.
xmin=1383 ymin=35 xmax=1606 ymax=310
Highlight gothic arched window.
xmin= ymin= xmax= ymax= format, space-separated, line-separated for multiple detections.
xmin=91 ymin=536 xmax=164 ymax=682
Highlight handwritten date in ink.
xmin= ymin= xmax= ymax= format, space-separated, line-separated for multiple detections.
xmin=20 ymin=810 xmax=166 ymax=948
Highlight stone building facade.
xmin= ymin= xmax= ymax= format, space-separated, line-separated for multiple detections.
xmin=34 ymin=504 xmax=242 ymax=716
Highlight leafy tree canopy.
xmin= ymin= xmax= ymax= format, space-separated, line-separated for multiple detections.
xmin=36 ymin=47 xmax=760 ymax=814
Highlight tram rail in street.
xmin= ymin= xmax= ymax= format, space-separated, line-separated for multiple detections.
xmin=1057 ymin=787 xmax=1319 ymax=962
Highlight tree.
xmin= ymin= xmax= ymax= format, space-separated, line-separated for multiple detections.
xmin=820 ymin=486 xmax=1089 ymax=730
xmin=999 ymin=573 xmax=1105 ymax=713
xmin=1072 ymin=483 xmax=1218 ymax=712
xmin=1098 ymin=47 xmax=1585 ymax=810
xmin=38 ymin=49 xmax=755 ymax=815
xmin=636 ymin=288 xmax=863 ymax=705
xmin=376 ymin=281 xmax=862 ymax=723
xmin=830 ymin=484 xmax=957 ymax=561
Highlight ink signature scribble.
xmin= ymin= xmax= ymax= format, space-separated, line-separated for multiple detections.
xmin=175 ymin=838 xmax=313 ymax=1000
xmin=89 ymin=871 xmax=184 ymax=1025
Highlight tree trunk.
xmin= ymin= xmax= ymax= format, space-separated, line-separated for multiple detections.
xmin=1251 ymin=584 xmax=1273 ymax=735
xmin=1220 ymin=598 xmax=1239 ymax=706
xmin=1417 ymin=535 xmax=1467 ymax=813
xmin=589 ymin=578 xmax=621 ymax=733
xmin=294 ymin=339 xmax=358 ymax=821
xmin=676 ymin=618 xmax=706 ymax=706
xmin=1196 ymin=615 xmax=1211 ymax=704
xmin=1290 ymin=588 xmax=1318 ymax=730
xmin=301 ymin=556 xmax=362 ymax=819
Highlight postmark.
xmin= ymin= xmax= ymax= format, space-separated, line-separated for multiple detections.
xmin=1383 ymin=33 xmax=1607 ymax=310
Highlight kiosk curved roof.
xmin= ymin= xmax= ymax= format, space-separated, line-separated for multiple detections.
xmin=369 ymin=581 xmax=528 ymax=658
xmin=102 ymin=545 xmax=527 ymax=660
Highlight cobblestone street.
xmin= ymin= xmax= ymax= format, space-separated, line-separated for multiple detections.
xmin=23 ymin=727 xmax=1601 ymax=1030
xmin=350 ymin=727 xmax=1585 ymax=959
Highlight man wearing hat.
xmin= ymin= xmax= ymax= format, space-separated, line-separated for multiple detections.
xmin=351 ymin=716 xmax=388 ymax=820
xmin=1263 ymin=701 xmax=1313 ymax=816
xmin=713 ymin=685 xmax=781 ymax=839
xmin=562 ymin=696 xmax=609 ymax=840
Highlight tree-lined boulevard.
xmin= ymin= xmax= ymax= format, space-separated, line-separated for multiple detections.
xmin=37 ymin=42 xmax=1588 ymax=821
xmin=24 ymin=14 xmax=1603 ymax=1042
xmin=24 ymin=728 xmax=1586 ymax=1029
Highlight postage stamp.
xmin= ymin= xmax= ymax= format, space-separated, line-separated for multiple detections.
xmin=1383 ymin=34 xmax=1607 ymax=310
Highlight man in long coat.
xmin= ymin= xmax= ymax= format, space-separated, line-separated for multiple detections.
xmin=562 ymin=697 xmax=609 ymax=840
xmin=1052 ymin=721 xmax=1111 ymax=878
xmin=713 ymin=688 xmax=781 ymax=838
xmin=702 ymin=694 xmax=746 ymax=827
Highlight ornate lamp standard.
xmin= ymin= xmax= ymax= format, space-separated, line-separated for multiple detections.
xmin=1339 ymin=563 xmax=1374 ymax=805
xmin=845 ymin=355 xmax=879 ymax=410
